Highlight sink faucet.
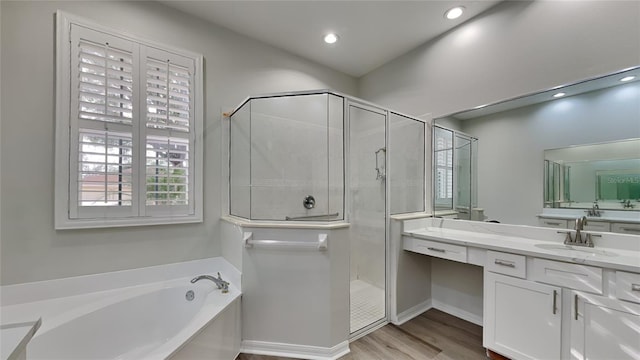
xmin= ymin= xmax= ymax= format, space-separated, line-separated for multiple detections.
xmin=563 ymin=216 xmax=594 ymax=247
xmin=575 ymin=216 xmax=584 ymax=237
xmin=587 ymin=202 xmax=601 ymax=217
xmin=191 ymin=272 xmax=229 ymax=293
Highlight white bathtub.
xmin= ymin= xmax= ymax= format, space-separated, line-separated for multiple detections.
xmin=1 ymin=258 xmax=241 ymax=360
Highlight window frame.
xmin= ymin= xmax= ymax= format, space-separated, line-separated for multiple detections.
xmin=55 ymin=10 xmax=203 ymax=229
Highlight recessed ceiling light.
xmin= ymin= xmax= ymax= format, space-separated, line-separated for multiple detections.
xmin=445 ymin=6 xmax=465 ymax=20
xmin=620 ymin=75 xmax=636 ymax=82
xmin=324 ymin=33 xmax=339 ymax=44
xmin=553 ymin=92 xmax=566 ymax=98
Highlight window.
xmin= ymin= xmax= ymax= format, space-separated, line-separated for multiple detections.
xmin=55 ymin=11 xmax=203 ymax=229
xmin=434 ymin=127 xmax=453 ymax=210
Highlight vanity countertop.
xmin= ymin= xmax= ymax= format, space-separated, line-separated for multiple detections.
xmin=1 ymin=319 xmax=41 ymax=360
xmin=404 ymin=227 xmax=640 ymax=273
xmin=537 ymin=208 xmax=640 ymax=224
xmin=537 ymin=213 xmax=640 ymax=224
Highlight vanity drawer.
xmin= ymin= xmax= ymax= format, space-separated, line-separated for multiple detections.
xmin=616 ymin=271 xmax=640 ymax=304
xmin=486 ymin=251 xmax=526 ymax=278
xmin=611 ymin=222 xmax=640 ymax=235
xmin=403 ymin=237 xmax=467 ymax=263
xmin=582 ymin=220 xmax=610 ymax=232
xmin=531 ymin=258 xmax=603 ymax=294
xmin=538 ymin=218 xmax=568 ymax=229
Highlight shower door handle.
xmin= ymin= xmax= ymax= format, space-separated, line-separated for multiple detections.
xmin=375 ymin=147 xmax=386 ymax=180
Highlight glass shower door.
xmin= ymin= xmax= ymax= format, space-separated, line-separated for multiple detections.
xmin=348 ymin=103 xmax=387 ymax=335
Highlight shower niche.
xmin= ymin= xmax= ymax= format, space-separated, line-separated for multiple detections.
xmin=226 ymin=90 xmax=428 ymax=345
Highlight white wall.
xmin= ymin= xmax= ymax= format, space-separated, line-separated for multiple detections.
xmin=359 ymin=0 xmax=640 ymax=118
xmin=462 ymin=83 xmax=640 ymax=225
xmin=431 ymin=259 xmax=483 ymax=325
xmin=0 ymin=1 xmax=356 ymax=285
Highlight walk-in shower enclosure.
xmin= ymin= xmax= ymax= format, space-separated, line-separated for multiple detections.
xmin=227 ymin=90 xmax=428 ymax=341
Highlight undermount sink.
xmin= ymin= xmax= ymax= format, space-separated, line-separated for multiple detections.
xmin=534 ymin=243 xmax=618 ymax=257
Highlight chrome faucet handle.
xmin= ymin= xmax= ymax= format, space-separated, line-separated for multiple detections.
xmin=582 ymin=231 xmax=601 ymax=248
xmin=216 ymin=272 xmax=230 ymax=292
xmin=557 ymin=230 xmax=574 ymax=244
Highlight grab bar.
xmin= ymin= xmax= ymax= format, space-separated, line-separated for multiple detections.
xmin=243 ymin=232 xmax=328 ymax=251
xmin=285 ymin=212 xmax=339 ymax=221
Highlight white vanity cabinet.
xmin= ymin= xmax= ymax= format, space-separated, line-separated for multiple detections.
xmin=484 ymin=271 xmax=562 ymax=360
xmin=484 ymin=256 xmax=640 ymax=360
xmin=570 ymin=292 xmax=640 ymax=360
xmin=581 ymin=220 xmax=610 ymax=232
xmin=538 ymin=216 xmax=640 ymax=234
xmin=402 ymin=222 xmax=640 ymax=360
xmin=538 ymin=217 xmax=569 ymax=229
xmin=611 ymin=222 xmax=640 ymax=235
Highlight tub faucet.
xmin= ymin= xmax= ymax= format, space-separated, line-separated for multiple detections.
xmin=191 ymin=273 xmax=229 ymax=293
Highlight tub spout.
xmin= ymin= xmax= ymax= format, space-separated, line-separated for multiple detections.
xmin=191 ymin=273 xmax=229 ymax=293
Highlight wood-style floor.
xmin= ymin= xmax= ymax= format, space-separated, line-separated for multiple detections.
xmin=236 ymin=309 xmax=488 ymax=360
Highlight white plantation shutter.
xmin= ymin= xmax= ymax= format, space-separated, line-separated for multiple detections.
xmin=146 ymin=136 xmax=190 ymax=206
xmin=143 ymin=48 xmax=195 ymax=215
xmin=56 ymin=13 xmax=202 ymax=228
xmin=146 ymin=58 xmax=191 ymax=132
xmin=70 ymin=26 xmax=138 ymax=219
xmin=435 ymin=130 xmax=454 ymax=201
xmin=76 ymin=40 xmax=134 ymax=125
xmin=78 ymin=130 xmax=133 ymax=207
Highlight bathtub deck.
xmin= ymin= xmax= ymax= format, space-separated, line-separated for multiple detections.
xmin=236 ymin=309 xmax=486 ymax=360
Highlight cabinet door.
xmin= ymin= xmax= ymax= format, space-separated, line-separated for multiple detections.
xmin=484 ymin=271 xmax=562 ymax=360
xmin=571 ymin=292 xmax=640 ymax=360
xmin=582 ymin=220 xmax=610 ymax=232
xmin=611 ymin=222 xmax=640 ymax=235
xmin=538 ymin=217 xmax=569 ymax=229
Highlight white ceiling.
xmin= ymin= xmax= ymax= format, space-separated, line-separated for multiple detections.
xmin=159 ymin=0 xmax=502 ymax=77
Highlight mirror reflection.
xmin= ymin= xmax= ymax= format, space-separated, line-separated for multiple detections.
xmin=434 ymin=66 xmax=640 ymax=229
xmin=544 ymin=139 xmax=640 ymax=211
xmin=433 ymin=126 xmax=480 ymax=220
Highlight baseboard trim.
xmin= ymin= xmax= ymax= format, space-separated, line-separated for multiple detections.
xmin=431 ymin=299 xmax=483 ymax=326
xmin=349 ymin=320 xmax=388 ymax=342
xmin=391 ymin=299 xmax=432 ymax=325
xmin=241 ymin=340 xmax=350 ymax=360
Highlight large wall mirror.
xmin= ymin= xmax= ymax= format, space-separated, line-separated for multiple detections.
xmin=434 ymin=66 xmax=640 ymax=227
